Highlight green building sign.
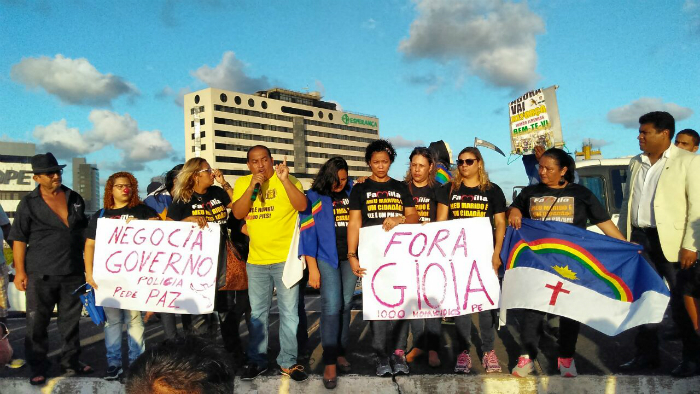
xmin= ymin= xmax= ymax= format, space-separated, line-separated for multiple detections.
xmin=342 ymin=113 xmax=377 ymax=128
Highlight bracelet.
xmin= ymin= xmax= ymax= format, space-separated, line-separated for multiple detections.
xmin=400 ymin=216 xmax=406 ymax=224
xmin=347 ymin=252 xmax=358 ymax=259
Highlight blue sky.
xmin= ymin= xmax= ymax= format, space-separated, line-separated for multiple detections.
xmin=1 ymin=0 xmax=698 ymax=196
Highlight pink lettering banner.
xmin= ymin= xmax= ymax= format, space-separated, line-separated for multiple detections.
xmin=92 ymin=219 xmax=220 ymax=314
xmin=359 ymin=217 xmax=500 ymax=320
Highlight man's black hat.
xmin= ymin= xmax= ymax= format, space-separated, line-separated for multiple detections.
xmin=30 ymin=152 xmax=66 ymax=173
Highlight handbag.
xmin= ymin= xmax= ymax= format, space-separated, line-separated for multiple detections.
xmin=0 ymin=322 xmax=12 ymax=367
xmin=219 ymin=239 xmax=248 ymax=291
xmin=73 ymin=283 xmax=105 ymax=325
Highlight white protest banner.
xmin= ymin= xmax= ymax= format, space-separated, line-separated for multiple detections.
xmin=359 ymin=217 xmax=500 ymax=321
xmin=509 ymin=85 xmax=564 ymax=155
xmin=92 ymin=218 xmax=220 ymax=314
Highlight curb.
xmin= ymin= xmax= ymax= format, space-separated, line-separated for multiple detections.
xmin=1 ymin=374 xmax=697 ymax=393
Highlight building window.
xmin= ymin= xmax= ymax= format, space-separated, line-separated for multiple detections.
xmin=235 ymin=96 xmax=241 ymax=105
xmin=248 ymin=98 xmax=255 ymax=107
xmin=192 ymin=146 xmax=196 ymax=152
xmin=220 ymin=93 xmax=228 ymax=102
xmin=281 ymin=106 xmax=313 ymax=117
xmin=261 ymin=101 xmax=268 ymax=109
xmin=318 ymin=111 xmax=324 ymax=119
xmin=201 ymin=144 xmax=206 ymax=151
xmin=194 ymin=95 xmax=200 ymax=104
xmin=328 ymin=113 xmax=334 ymax=121
xmin=200 ymin=119 xmax=205 ymax=125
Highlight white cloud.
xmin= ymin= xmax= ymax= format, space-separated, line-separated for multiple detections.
xmin=156 ymin=86 xmax=191 ymax=107
xmin=32 ymin=119 xmax=96 ymax=158
xmin=362 ymin=18 xmax=377 ymax=30
xmin=404 ymin=73 xmax=444 ymax=94
xmin=398 ymin=0 xmax=545 ymax=90
xmin=32 ymin=110 xmax=173 ymax=169
xmin=10 ymin=54 xmax=139 ymax=105
xmin=607 ymin=98 xmax=694 ymax=129
xmin=387 ymin=135 xmax=426 ymax=149
xmin=192 ymin=51 xmax=270 ymax=93
xmin=684 ymin=0 xmax=700 ymax=34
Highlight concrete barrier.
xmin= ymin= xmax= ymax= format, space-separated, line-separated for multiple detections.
xmin=2 ymin=375 xmax=698 ymax=393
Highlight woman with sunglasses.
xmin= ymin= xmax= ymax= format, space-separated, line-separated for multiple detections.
xmin=436 ymin=147 xmax=506 ymax=375
xmin=166 ymin=158 xmax=248 ymax=360
xmin=348 ymin=139 xmax=419 ymax=377
xmin=508 ymin=148 xmax=625 ymax=378
xmin=84 ymin=172 xmax=160 ymax=381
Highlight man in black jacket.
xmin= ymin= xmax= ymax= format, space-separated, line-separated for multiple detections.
xmin=9 ymin=152 xmax=93 ymax=385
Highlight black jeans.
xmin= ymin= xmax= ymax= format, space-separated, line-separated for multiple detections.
xmin=631 ymin=227 xmax=700 ymax=361
xmin=218 ymin=289 xmax=251 ymax=355
xmin=25 ymin=274 xmax=84 ymax=374
xmin=297 ymin=269 xmax=309 ymax=357
xmin=372 ymin=320 xmax=408 ymax=358
xmin=397 ymin=318 xmax=442 ymax=352
xmin=159 ymin=313 xmax=193 ymax=340
xmin=519 ymin=310 xmax=580 ymax=358
xmin=455 ymin=310 xmax=497 ymax=353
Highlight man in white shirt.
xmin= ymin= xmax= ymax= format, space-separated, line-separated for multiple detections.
xmin=617 ymin=111 xmax=700 ymax=377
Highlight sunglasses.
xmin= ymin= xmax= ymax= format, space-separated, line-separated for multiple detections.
xmin=38 ymin=169 xmax=63 ymax=177
xmin=198 ymin=168 xmax=213 ymax=174
xmin=456 ymin=158 xmax=478 ymax=166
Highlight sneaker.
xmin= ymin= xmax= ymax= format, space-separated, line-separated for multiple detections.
xmin=376 ymin=357 xmax=392 ymax=377
xmin=104 ymin=365 xmax=123 ymax=381
xmin=512 ymin=356 xmax=534 ymax=377
xmin=241 ymin=364 xmax=268 ymax=381
xmin=391 ymin=350 xmax=410 ymax=375
xmin=482 ymin=350 xmax=502 ymax=373
xmin=454 ymin=350 xmax=472 ymax=374
xmin=280 ymin=364 xmax=308 ymax=382
xmin=558 ymin=357 xmax=577 ymax=377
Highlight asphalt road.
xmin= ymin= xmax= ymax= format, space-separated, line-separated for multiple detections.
xmin=0 ymin=291 xmax=684 ymax=381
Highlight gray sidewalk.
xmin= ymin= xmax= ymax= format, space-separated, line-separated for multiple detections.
xmin=0 ymin=292 xmax=691 ymax=392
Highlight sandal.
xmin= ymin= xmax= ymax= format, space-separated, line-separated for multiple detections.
xmin=29 ymin=374 xmax=46 ymax=386
xmin=61 ymin=362 xmax=94 ymax=376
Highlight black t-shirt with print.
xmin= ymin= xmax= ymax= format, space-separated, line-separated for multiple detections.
xmin=410 ymin=184 xmax=439 ymax=223
xmin=349 ymin=178 xmax=415 ymax=228
xmin=330 ymin=191 xmax=350 ymax=258
xmin=436 ymin=182 xmax=507 ymax=220
xmin=167 ymin=186 xmax=231 ymax=228
xmin=85 ymin=204 xmax=159 ymax=240
xmin=510 ymin=183 xmax=609 ymax=229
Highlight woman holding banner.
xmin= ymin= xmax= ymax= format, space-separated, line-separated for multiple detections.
xmin=166 ymin=158 xmax=249 ymax=364
xmin=298 ymin=157 xmax=355 ymax=389
xmin=347 ymin=139 xmax=419 ymax=377
xmin=507 ymin=148 xmax=625 ymax=378
xmin=84 ymin=172 xmax=159 ymax=381
xmin=402 ymin=147 xmax=443 ymax=368
xmin=436 ymin=147 xmax=506 ymax=375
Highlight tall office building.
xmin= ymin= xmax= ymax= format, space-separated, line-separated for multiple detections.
xmin=72 ymin=157 xmax=100 ymax=213
xmin=0 ymin=142 xmax=36 ymax=223
xmin=183 ymin=87 xmax=379 ymax=188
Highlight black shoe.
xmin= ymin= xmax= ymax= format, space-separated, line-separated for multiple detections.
xmin=104 ymin=365 xmax=123 ymax=381
xmin=323 ymin=377 xmax=337 ymax=389
xmin=671 ymin=360 xmax=698 ymax=378
xmin=280 ymin=364 xmax=308 ymax=382
xmin=241 ymin=364 xmax=267 ymax=381
xmin=618 ymin=354 xmax=660 ymax=372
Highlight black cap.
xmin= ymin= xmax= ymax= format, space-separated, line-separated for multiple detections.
xmin=30 ymin=152 xmax=67 ymax=174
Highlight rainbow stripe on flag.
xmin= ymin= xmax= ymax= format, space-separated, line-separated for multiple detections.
xmin=435 ymin=163 xmax=451 ymax=184
xmin=300 ymin=214 xmax=315 ymax=231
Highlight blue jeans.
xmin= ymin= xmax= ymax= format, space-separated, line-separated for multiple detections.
xmin=103 ymin=307 xmax=145 ymax=367
xmin=317 ymin=259 xmax=357 ymax=365
xmin=246 ymin=262 xmax=299 ymax=369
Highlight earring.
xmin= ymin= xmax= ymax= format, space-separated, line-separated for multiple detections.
xmin=558 ymin=179 xmax=566 ymax=186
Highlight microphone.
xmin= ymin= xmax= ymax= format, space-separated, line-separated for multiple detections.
xmin=251 ymin=183 xmax=261 ymax=202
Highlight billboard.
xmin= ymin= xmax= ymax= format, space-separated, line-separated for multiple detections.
xmin=509 ymin=85 xmax=564 ymax=155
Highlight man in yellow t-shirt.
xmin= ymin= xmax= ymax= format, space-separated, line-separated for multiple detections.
xmin=232 ymin=145 xmax=308 ymax=381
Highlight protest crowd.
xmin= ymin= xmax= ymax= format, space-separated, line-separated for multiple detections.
xmin=2 ymin=110 xmax=700 ymax=392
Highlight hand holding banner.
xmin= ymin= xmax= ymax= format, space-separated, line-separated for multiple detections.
xmin=359 ymin=217 xmax=500 ymax=320
xmin=92 ymin=219 xmax=220 ymax=314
